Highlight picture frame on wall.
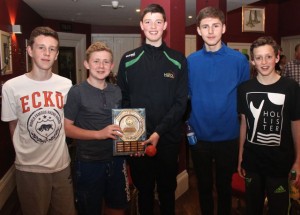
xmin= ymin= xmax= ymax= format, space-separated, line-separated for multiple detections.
xmin=242 ymin=6 xmax=265 ymax=33
xmin=0 ymin=30 xmax=12 ymax=75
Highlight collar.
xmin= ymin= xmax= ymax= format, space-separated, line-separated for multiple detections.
xmin=143 ymin=42 xmax=166 ymax=54
xmin=202 ymin=42 xmax=227 ymax=55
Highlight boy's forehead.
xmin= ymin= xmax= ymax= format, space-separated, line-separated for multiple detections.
xmin=200 ymin=17 xmax=222 ymax=25
xmin=143 ymin=12 xmax=164 ymax=20
xmin=90 ymin=50 xmax=112 ymax=58
xmin=34 ymin=35 xmax=58 ymax=45
xmin=253 ymin=45 xmax=274 ymax=54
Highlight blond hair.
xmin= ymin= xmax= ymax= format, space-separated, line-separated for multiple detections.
xmin=86 ymin=42 xmax=113 ymax=62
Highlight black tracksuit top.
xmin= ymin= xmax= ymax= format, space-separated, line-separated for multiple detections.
xmin=117 ymin=42 xmax=188 ymax=144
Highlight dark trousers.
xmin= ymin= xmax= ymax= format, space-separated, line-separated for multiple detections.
xmin=128 ymin=143 xmax=180 ymax=215
xmin=245 ymin=171 xmax=289 ymax=215
xmin=190 ymin=139 xmax=238 ymax=215
xmin=74 ymin=158 xmax=128 ymax=215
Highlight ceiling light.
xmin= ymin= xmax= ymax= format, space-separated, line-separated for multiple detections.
xmin=136 ymin=9 xmax=140 ymax=13
xmin=188 ymin=16 xmax=193 ymax=19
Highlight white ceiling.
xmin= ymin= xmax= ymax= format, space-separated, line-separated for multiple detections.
xmin=23 ymin=0 xmax=260 ymax=27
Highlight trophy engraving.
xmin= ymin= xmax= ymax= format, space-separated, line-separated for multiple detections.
xmin=112 ymin=108 xmax=146 ymax=155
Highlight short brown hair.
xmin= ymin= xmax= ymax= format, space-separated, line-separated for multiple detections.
xmin=196 ymin=6 xmax=225 ymax=27
xmin=250 ymin=36 xmax=279 ymax=60
xmin=28 ymin=26 xmax=59 ymax=48
xmin=140 ymin=4 xmax=166 ymax=22
xmin=86 ymin=42 xmax=113 ymax=62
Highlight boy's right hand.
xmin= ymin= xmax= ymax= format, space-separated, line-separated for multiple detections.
xmin=237 ymin=163 xmax=246 ymax=179
xmin=97 ymin=124 xmax=122 ymax=140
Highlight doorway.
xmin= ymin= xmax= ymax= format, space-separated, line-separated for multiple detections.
xmin=54 ymin=32 xmax=87 ymax=84
xmin=58 ymin=47 xmax=76 ymax=85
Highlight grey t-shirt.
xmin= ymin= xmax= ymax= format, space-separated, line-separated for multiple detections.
xmin=64 ymin=81 xmax=121 ymax=161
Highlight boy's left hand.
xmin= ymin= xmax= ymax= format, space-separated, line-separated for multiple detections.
xmin=291 ymin=163 xmax=300 ymax=189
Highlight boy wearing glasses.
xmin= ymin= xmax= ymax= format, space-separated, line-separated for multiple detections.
xmin=64 ymin=42 xmax=129 ymax=215
xmin=238 ymin=36 xmax=300 ymax=214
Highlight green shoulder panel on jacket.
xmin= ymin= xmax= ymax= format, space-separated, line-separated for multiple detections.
xmin=163 ymin=51 xmax=181 ymax=69
xmin=125 ymin=51 xmax=145 ymax=68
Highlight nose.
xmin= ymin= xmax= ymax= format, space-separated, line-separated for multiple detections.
xmin=208 ymin=26 xmax=213 ymax=34
xmin=261 ymin=57 xmax=268 ymax=64
xmin=43 ymin=49 xmax=50 ymax=56
xmin=99 ymin=61 xmax=107 ymax=68
xmin=151 ymin=22 xmax=156 ymax=28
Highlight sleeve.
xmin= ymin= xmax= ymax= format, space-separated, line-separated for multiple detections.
xmin=117 ymin=55 xmax=131 ymax=108
xmin=64 ymin=85 xmax=81 ymax=121
xmin=63 ymin=79 xmax=72 ymax=105
xmin=154 ymin=54 xmax=189 ymax=136
xmin=1 ymin=82 xmax=17 ymax=122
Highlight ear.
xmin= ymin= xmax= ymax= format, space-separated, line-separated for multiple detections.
xmin=27 ymin=46 xmax=33 ymax=57
xmin=163 ymin=21 xmax=168 ymax=31
xmin=275 ymin=54 xmax=280 ymax=63
xmin=110 ymin=63 xmax=115 ymax=71
xmin=54 ymin=50 xmax=59 ymax=61
xmin=197 ymin=26 xmax=201 ymax=36
xmin=222 ymin=24 xmax=226 ymax=34
xmin=251 ymin=60 xmax=256 ymax=66
xmin=83 ymin=60 xmax=89 ymax=70
xmin=140 ymin=21 xmax=144 ymax=31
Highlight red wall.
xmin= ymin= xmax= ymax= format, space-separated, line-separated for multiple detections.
xmin=225 ymin=1 xmax=280 ymax=44
xmin=0 ymin=0 xmax=43 ymax=82
xmin=278 ymin=0 xmax=300 ymax=37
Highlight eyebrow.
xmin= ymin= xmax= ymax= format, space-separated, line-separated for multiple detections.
xmin=143 ymin=19 xmax=164 ymax=22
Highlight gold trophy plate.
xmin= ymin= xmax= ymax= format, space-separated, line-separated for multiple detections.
xmin=112 ymin=108 xmax=146 ymax=155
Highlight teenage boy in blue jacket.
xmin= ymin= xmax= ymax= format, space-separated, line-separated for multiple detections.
xmin=187 ymin=6 xmax=250 ymax=215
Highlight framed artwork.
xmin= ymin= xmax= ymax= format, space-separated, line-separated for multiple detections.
xmin=242 ymin=6 xmax=265 ymax=33
xmin=0 ymin=30 xmax=12 ymax=75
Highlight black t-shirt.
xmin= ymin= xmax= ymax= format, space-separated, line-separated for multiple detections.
xmin=238 ymin=77 xmax=300 ymax=176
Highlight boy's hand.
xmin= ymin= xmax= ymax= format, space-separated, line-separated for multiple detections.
xmin=141 ymin=132 xmax=159 ymax=147
xmin=237 ymin=162 xmax=246 ymax=179
xmin=291 ymin=163 xmax=300 ymax=189
xmin=129 ymin=132 xmax=160 ymax=157
xmin=97 ymin=124 xmax=122 ymax=140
